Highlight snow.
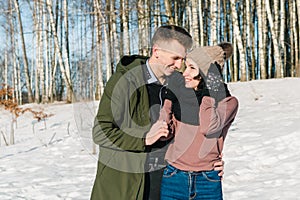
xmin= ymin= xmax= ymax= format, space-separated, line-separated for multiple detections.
xmin=1 ymin=78 xmax=300 ymax=199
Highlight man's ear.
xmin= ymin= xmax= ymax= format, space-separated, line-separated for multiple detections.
xmin=152 ymin=44 xmax=160 ymax=58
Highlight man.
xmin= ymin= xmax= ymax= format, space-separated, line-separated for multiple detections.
xmin=91 ymin=25 xmax=223 ymax=200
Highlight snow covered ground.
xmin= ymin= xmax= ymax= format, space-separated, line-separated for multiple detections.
xmin=1 ymin=78 xmax=300 ymax=200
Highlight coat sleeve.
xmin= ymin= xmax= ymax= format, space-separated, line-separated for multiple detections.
xmin=92 ymin=72 xmax=147 ymax=152
xmin=199 ymin=96 xmax=238 ymax=137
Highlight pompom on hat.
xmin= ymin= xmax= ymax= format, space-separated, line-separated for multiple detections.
xmin=186 ymin=42 xmax=233 ymax=76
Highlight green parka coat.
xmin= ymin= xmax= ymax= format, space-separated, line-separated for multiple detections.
xmin=91 ymin=55 xmax=153 ymax=200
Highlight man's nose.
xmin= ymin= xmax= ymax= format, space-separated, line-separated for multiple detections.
xmin=174 ymin=59 xmax=183 ymax=69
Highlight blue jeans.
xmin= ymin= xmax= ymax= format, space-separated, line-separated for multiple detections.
xmin=160 ymin=164 xmax=223 ymax=200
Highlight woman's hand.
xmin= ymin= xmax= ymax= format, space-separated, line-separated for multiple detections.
xmin=213 ymin=154 xmax=225 ymax=178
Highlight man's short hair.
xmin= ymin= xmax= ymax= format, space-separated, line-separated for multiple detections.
xmin=151 ymin=25 xmax=193 ymax=51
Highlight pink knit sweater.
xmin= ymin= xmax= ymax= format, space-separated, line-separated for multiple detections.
xmin=161 ymin=96 xmax=239 ymax=171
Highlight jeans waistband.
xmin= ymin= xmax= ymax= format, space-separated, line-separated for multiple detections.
xmin=167 ymin=164 xmax=210 ymax=174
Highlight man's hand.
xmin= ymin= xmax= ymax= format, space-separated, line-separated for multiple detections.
xmin=145 ymin=120 xmax=169 ymax=145
xmin=213 ymin=154 xmax=225 ymax=178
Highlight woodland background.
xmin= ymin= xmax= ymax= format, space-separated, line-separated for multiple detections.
xmin=0 ymin=0 xmax=300 ymax=104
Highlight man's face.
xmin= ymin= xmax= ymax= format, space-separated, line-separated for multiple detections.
xmin=153 ymin=40 xmax=186 ymax=77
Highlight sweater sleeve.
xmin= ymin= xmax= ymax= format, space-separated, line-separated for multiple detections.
xmin=199 ymin=96 xmax=238 ymax=137
xmin=158 ymin=99 xmax=175 ymax=141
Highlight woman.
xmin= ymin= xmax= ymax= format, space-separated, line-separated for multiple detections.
xmin=160 ymin=44 xmax=239 ymax=200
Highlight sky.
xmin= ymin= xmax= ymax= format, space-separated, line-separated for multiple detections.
xmin=1 ymin=77 xmax=300 ymax=199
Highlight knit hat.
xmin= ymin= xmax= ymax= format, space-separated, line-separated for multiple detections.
xmin=186 ymin=42 xmax=233 ymax=76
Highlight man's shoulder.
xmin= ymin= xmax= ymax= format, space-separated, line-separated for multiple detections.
xmin=116 ymin=55 xmax=149 ymax=72
xmin=105 ymin=55 xmax=149 ymax=91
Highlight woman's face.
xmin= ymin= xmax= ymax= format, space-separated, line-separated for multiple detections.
xmin=183 ymin=58 xmax=201 ymax=89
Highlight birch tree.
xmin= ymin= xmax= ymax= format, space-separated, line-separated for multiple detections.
xmin=210 ymin=0 xmax=218 ymax=45
xmin=44 ymin=0 xmax=49 ymax=103
xmin=230 ymin=0 xmax=246 ymax=81
xmin=46 ymin=0 xmax=73 ymax=103
xmin=292 ymin=0 xmax=299 ymax=77
xmin=257 ymin=0 xmax=266 ymax=79
xmin=109 ymin=0 xmax=119 ymax=76
xmin=279 ymin=0 xmax=286 ymax=76
xmin=94 ymin=0 xmax=104 ymax=99
xmin=153 ymin=0 xmax=162 ymax=27
xmin=137 ymin=0 xmax=151 ymax=56
xmin=121 ymin=0 xmax=130 ymax=55
xmin=164 ymin=0 xmax=174 ymax=24
xmin=265 ymin=0 xmax=283 ymax=78
xmin=198 ymin=0 xmax=204 ymax=46
xmin=8 ymin=0 xmax=18 ymax=103
xmin=191 ymin=0 xmax=199 ymax=46
xmin=13 ymin=0 xmax=33 ymax=103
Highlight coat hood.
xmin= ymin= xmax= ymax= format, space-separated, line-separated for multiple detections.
xmin=115 ymin=55 xmax=149 ymax=74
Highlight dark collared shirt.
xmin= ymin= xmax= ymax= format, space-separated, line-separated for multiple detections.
xmin=144 ymin=60 xmax=168 ymax=124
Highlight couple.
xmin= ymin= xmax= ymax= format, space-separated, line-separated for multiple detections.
xmin=91 ymin=25 xmax=238 ymax=200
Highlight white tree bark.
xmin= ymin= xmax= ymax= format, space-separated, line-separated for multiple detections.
xmin=296 ymin=0 xmax=300 ymax=76
xmin=198 ymin=0 xmax=204 ymax=46
xmin=13 ymin=0 xmax=33 ymax=103
xmin=292 ymin=0 xmax=299 ymax=77
xmin=122 ymin=0 xmax=130 ymax=55
xmin=257 ymin=0 xmax=266 ymax=79
xmin=46 ymin=0 xmax=73 ymax=103
xmin=110 ymin=0 xmax=119 ymax=75
xmin=230 ymin=0 xmax=246 ymax=81
xmin=191 ymin=0 xmax=199 ymax=46
xmin=210 ymin=0 xmax=217 ymax=45
xmin=164 ymin=0 xmax=174 ymax=24
xmin=44 ymin=0 xmax=49 ymax=103
xmin=5 ymin=49 xmax=8 ymax=100
xmin=9 ymin=0 xmax=18 ymax=103
xmin=279 ymin=0 xmax=286 ymax=75
xmin=265 ymin=0 xmax=283 ymax=78
xmin=94 ymin=0 xmax=104 ymax=98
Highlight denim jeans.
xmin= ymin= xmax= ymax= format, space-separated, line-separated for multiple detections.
xmin=160 ymin=164 xmax=223 ymax=200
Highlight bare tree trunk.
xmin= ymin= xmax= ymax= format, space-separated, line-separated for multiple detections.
xmin=297 ymin=0 xmax=300 ymax=76
xmin=137 ymin=0 xmax=149 ymax=56
xmin=9 ymin=0 xmax=19 ymax=103
xmin=198 ymin=0 xmax=204 ymax=46
xmin=33 ymin=0 xmax=44 ymax=103
xmin=13 ymin=0 xmax=33 ymax=103
xmin=17 ymin=59 xmax=22 ymax=104
xmin=63 ymin=0 xmax=72 ymax=101
xmin=39 ymin=1 xmax=45 ymax=104
xmin=292 ymin=0 xmax=299 ymax=77
xmin=46 ymin=0 xmax=73 ymax=103
xmin=94 ymin=0 xmax=104 ymax=99
xmin=279 ymin=0 xmax=286 ymax=76
xmin=4 ymin=49 xmax=8 ymax=100
xmin=274 ymin=0 xmax=279 ymax=39
xmin=245 ymin=0 xmax=252 ymax=80
xmin=265 ymin=0 xmax=283 ymax=78
xmin=210 ymin=0 xmax=218 ymax=45
xmin=48 ymin=23 xmax=57 ymax=103
xmin=44 ymin=0 xmax=49 ymax=103
xmin=164 ymin=0 xmax=174 ymax=24
xmin=186 ymin=3 xmax=192 ymax=35
xmin=121 ymin=0 xmax=130 ymax=55
xmin=230 ymin=0 xmax=246 ymax=81
xmin=33 ymin=1 xmax=39 ymax=103
xmin=257 ymin=0 xmax=266 ymax=79
xmin=153 ymin=0 xmax=158 ymax=27
xmin=191 ymin=0 xmax=199 ymax=46
xmin=109 ymin=0 xmax=119 ymax=76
